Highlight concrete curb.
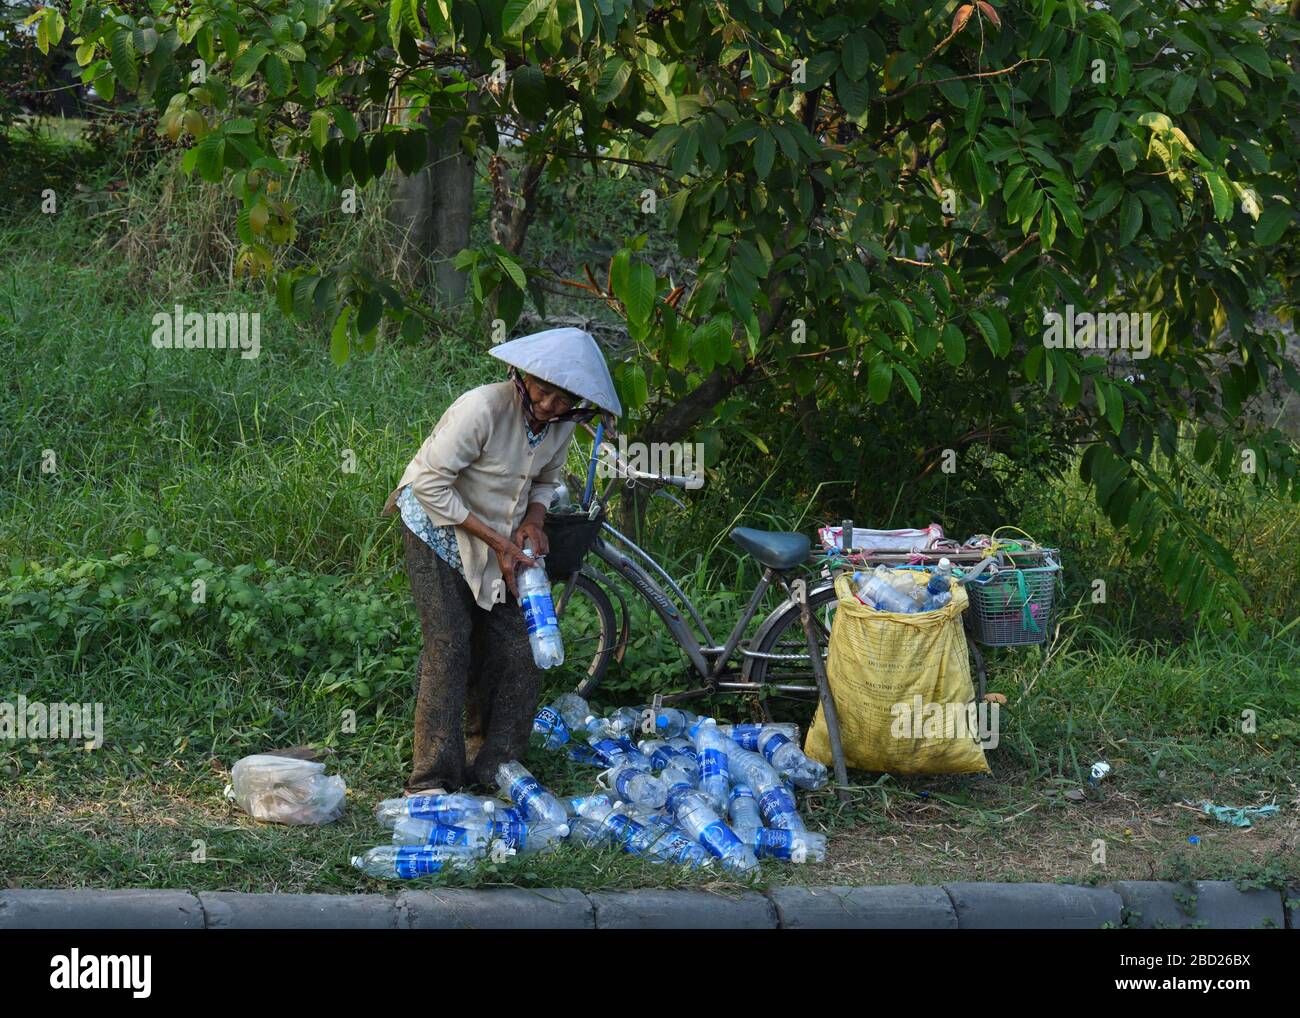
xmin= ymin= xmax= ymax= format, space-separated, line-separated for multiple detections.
xmin=0 ymin=882 xmax=1294 ymax=929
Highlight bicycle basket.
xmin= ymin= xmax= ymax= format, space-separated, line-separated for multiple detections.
xmin=966 ymin=562 xmax=1061 ymax=647
xmin=543 ymin=508 xmax=605 ymax=581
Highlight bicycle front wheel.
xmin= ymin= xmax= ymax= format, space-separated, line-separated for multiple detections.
xmin=550 ymin=571 xmax=616 ymax=700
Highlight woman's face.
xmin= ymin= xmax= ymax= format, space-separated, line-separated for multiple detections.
xmin=523 ymin=375 xmax=578 ymax=421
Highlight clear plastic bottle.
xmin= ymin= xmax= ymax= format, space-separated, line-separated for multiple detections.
xmin=604 ymin=706 xmax=644 ymax=737
xmin=719 ymin=723 xmax=800 ymax=752
xmin=489 ymin=818 xmax=569 ymax=855
xmin=532 ymin=691 xmax=593 ymax=749
xmin=923 ymin=558 xmax=954 ymax=611
xmin=391 ymin=816 xmax=493 ymax=849
xmin=689 ymin=718 xmax=733 ymax=812
xmin=495 ymin=761 xmax=568 ymax=826
xmin=756 ymin=728 xmax=829 ymax=790
xmin=751 ymin=828 xmax=827 ymax=863
xmin=351 ymin=844 xmax=485 ymax=879
xmin=588 ymin=736 xmax=652 ymax=771
xmin=568 ymin=792 xmax=612 ymax=817
xmin=728 ymin=747 xmax=807 ymax=832
xmin=666 ymin=737 xmax=700 ymax=773
xmin=601 ymin=763 xmax=668 ymax=809
xmin=671 ymin=790 xmax=759 ymax=873
xmin=727 ymin=784 xmax=763 ymax=840
xmin=651 ymin=706 xmax=699 ymax=739
xmin=568 ymin=816 xmax=615 ymax=847
xmin=637 ymin=738 xmax=681 ymax=772
xmin=659 ymin=763 xmax=698 ymax=808
xmin=375 ymin=794 xmax=495 ymax=829
xmin=852 ymin=570 xmax=918 ymax=613
xmin=518 ymin=546 xmax=564 ymax=668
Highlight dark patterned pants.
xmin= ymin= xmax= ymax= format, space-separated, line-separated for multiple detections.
xmin=401 ymin=521 xmax=542 ymax=792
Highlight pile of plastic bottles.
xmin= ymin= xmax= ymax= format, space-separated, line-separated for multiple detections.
xmin=850 ymin=558 xmax=956 ymax=614
xmin=351 ymin=693 xmax=829 ymax=879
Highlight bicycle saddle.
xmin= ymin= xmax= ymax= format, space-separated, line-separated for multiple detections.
xmin=729 ymin=527 xmax=811 ymax=571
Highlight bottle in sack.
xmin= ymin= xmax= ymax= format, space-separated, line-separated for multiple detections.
xmin=688 ymin=718 xmax=733 ymax=812
xmin=351 ymin=844 xmax=486 ymax=879
xmin=851 ymin=571 xmax=918 ymax=613
xmin=923 ymin=558 xmax=954 ymax=611
xmin=375 ymin=794 xmax=494 ymax=828
xmin=495 ymin=761 xmax=568 ymax=826
xmin=517 ymin=544 xmax=564 ymax=668
xmin=751 ymin=828 xmax=827 ymax=863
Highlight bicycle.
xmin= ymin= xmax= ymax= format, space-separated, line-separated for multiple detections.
xmin=543 ymin=430 xmax=849 ymax=719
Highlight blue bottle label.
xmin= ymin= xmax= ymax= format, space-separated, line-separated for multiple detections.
xmin=650 ymin=747 xmax=675 ymax=769
xmin=521 ymin=592 xmax=558 ymax=634
xmin=700 ymin=748 xmax=728 ymax=782
xmin=425 ymin=824 xmax=469 ymax=847
xmin=760 ymin=733 xmax=791 ymax=763
xmin=492 ymin=820 xmax=526 ymax=850
xmin=697 ymin=819 xmax=742 ymax=859
xmin=755 ymin=828 xmax=794 ymax=860
xmin=394 ymin=847 xmax=446 ymax=878
xmin=532 ymin=706 xmax=568 ymax=744
xmin=614 ymin=769 xmax=639 ymax=799
xmin=496 ymin=806 xmax=526 ymax=824
xmin=404 ymin=795 xmax=447 ymax=818
xmin=590 ymin=738 xmax=623 ymax=765
xmin=729 ymin=785 xmax=755 ymax=804
xmin=757 ymin=786 xmax=798 ymax=824
xmin=606 ymin=813 xmax=643 ymax=847
xmin=569 ymin=744 xmax=600 ymax=765
xmin=729 ymin=724 xmax=763 ymax=750
xmin=509 ymin=775 xmax=543 ymax=815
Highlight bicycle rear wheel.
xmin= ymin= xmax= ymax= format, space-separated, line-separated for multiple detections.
xmin=744 ymin=584 xmax=839 ymax=724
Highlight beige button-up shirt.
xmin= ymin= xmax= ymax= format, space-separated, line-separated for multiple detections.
xmin=383 ymin=381 xmax=576 ymax=609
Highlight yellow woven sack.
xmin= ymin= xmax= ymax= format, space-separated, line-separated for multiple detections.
xmin=805 ymin=572 xmax=990 ymax=775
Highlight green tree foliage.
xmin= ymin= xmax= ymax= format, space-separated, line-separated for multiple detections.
xmin=63 ymin=0 xmax=1300 ymax=622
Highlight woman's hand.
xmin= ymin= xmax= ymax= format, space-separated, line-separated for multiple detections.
xmin=512 ymin=518 xmax=548 ymax=558
xmin=494 ymin=541 xmax=531 ymax=599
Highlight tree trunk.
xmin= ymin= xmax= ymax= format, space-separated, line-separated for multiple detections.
xmin=390 ymin=103 xmax=476 ymax=304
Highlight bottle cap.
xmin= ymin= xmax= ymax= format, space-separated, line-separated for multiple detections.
xmin=482 ymin=800 xmax=495 ymax=813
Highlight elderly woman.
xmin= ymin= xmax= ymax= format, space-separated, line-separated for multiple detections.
xmin=382 ymin=328 xmax=621 ymax=794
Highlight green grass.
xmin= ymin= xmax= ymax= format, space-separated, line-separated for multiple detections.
xmin=1 ymin=131 xmax=1297 ymax=893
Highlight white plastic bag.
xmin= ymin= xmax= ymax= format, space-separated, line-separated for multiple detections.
xmin=225 ymin=754 xmax=346 ymax=825
xmin=819 ymin=523 xmax=945 ymax=553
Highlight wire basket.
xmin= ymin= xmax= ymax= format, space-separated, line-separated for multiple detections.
xmin=542 ymin=508 xmax=605 ymax=581
xmin=966 ymin=562 xmax=1061 ymax=646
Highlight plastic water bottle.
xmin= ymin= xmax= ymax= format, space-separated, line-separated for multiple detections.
xmin=568 ymin=792 xmax=612 ymax=817
xmin=852 ymin=571 xmax=918 ymax=614
xmin=351 ymin=844 xmax=486 ymax=879
xmin=495 ymin=761 xmax=568 ymax=826
xmin=600 ymin=763 xmax=668 ymax=809
xmin=518 ymin=545 xmax=563 ymax=668
xmin=923 ymin=558 xmax=953 ymax=611
xmin=659 ymin=763 xmax=698 ymax=806
xmin=391 ymin=816 xmax=493 ymax=849
xmin=651 ymin=706 xmax=699 ymax=738
xmin=689 ymin=718 xmax=732 ymax=812
xmin=637 ymin=738 xmax=682 ymax=772
xmin=568 ymin=816 xmax=614 ymax=847
xmin=751 ymin=828 xmax=827 ymax=864
xmin=568 ymin=743 xmax=603 ymax=766
xmin=729 ymin=747 xmax=806 ymax=832
xmin=375 ymin=794 xmax=494 ymax=828
xmin=604 ymin=706 xmax=643 ymax=737
xmin=666 ymin=737 xmax=700 ymax=772
xmin=671 ymin=790 xmax=758 ymax=873
xmin=532 ymin=691 xmax=594 ymax=749
xmin=719 ymin=723 xmax=800 ymax=752
xmin=728 ymin=785 xmax=763 ymax=840
xmin=756 ymin=728 xmax=829 ymax=790
xmin=588 ymin=737 xmax=652 ymax=771
xmin=489 ymin=819 xmax=569 ymax=855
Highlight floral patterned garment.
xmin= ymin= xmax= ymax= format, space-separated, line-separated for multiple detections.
xmin=397 ymin=414 xmax=549 ymax=576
